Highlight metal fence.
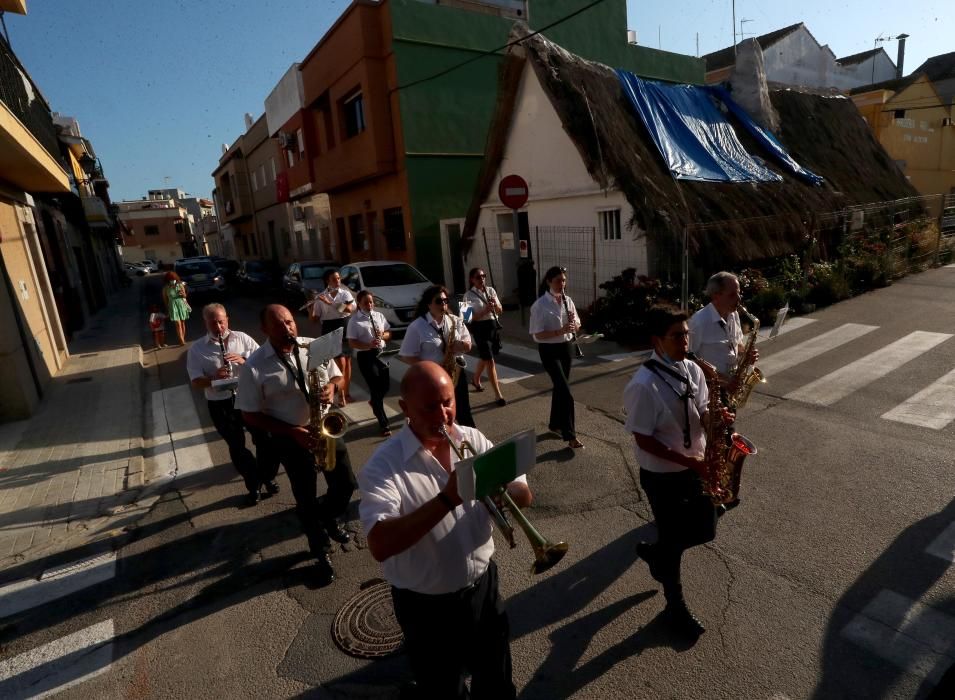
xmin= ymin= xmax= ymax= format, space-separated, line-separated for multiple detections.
xmin=0 ymin=34 xmax=61 ymax=163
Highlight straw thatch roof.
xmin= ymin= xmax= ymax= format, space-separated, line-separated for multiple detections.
xmin=462 ymin=27 xmax=919 ymax=266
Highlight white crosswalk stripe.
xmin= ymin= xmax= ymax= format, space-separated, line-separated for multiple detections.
xmin=0 ymin=552 xmax=116 ymax=620
xmin=0 ymin=619 xmax=115 ymax=699
xmin=841 ymin=589 xmax=955 ymax=688
xmin=882 ymin=368 xmax=955 ymax=430
xmin=758 ymin=323 xmax=879 ymax=377
xmin=785 ymin=331 xmax=952 ymax=406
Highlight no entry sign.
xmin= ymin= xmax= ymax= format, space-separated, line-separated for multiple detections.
xmin=498 ymin=174 xmax=529 ymax=210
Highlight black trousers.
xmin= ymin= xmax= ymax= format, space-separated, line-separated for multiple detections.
xmin=356 ymin=349 xmax=391 ymax=430
xmin=268 ymin=435 xmax=357 ymax=556
xmin=207 ymin=398 xmax=278 ymax=493
xmin=454 ymin=366 xmax=475 ymax=428
xmin=639 ymin=468 xmax=717 ymax=600
xmin=538 ymin=342 xmax=575 ymax=440
xmin=391 ymin=561 xmax=515 ymax=700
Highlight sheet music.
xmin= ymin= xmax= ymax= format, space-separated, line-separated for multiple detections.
xmin=307 ymin=327 xmax=344 ymax=370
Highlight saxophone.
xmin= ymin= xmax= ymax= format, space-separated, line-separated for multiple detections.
xmin=441 ymin=313 xmax=466 ymax=385
xmin=689 ymin=353 xmax=757 ymax=505
xmin=727 ymin=304 xmax=765 ymax=411
xmin=297 ymin=340 xmax=348 ymax=472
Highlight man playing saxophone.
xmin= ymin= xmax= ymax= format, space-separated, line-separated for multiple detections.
xmin=688 ymin=271 xmax=760 ymax=507
xmin=237 ymin=304 xmax=357 ymax=587
xmin=624 ymin=305 xmax=734 ymax=640
xmin=359 ymin=361 xmax=531 ymax=700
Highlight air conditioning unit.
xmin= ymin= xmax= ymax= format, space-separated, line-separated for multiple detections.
xmin=292 ymin=206 xmax=305 ymax=221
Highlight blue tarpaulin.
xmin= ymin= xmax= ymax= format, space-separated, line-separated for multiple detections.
xmin=616 ymin=70 xmax=822 ymax=186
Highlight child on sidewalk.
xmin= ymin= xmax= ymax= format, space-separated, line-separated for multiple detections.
xmin=149 ymin=305 xmax=167 ymax=349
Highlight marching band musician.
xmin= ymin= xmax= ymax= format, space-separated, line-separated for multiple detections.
xmin=309 ymin=269 xmax=355 ymax=405
xmin=237 ymin=304 xmax=357 ymax=586
xmin=186 ymin=303 xmax=278 ymax=506
xmin=346 ymin=290 xmax=393 ymax=437
xmin=624 ymin=304 xmax=734 ymax=640
xmin=398 ymin=285 xmax=475 ymax=428
xmin=359 ymin=361 xmax=531 ymax=700
xmin=465 ymin=267 xmax=507 ymax=407
xmin=688 ymin=271 xmax=758 ymax=508
xmin=529 ymin=266 xmax=584 ymax=450
xmin=688 ymin=271 xmax=759 ymax=392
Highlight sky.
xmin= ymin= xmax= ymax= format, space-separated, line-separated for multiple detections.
xmin=7 ymin=1 xmax=951 ymax=203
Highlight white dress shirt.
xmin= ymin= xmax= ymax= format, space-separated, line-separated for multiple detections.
xmin=464 ymin=286 xmax=500 ymax=322
xmin=623 ymin=351 xmax=709 ymax=473
xmin=688 ymin=303 xmax=742 ymax=376
xmin=399 ymin=313 xmax=472 ymax=364
xmin=315 ymin=287 xmax=355 ymax=321
xmin=347 ymin=309 xmax=390 ymax=349
xmin=529 ymin=292 xmax=577 ymax=343
xmin=236 ymin=337 xmax=342 ymax=427
xmin=186 ymin=330 xmax=259 ymax=401
xmin=358 ymin=423 xmax=527 ymax=594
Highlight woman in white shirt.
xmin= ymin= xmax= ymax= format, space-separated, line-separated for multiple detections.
xmin=529 ymin=266 xmax=584 ymax=449
xmin=309 ymin=269 xmax=355 ymax=405
xmin=347 ymin=290 xmax=393 ymax=436
xmin=464 ymin=267 xmax=506 ymax=407
xmin=399 ymin=285 xmax=475 ymax=427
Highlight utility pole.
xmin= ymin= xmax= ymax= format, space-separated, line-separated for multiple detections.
xmin=732 ymin=0 xmax=737 ymax=58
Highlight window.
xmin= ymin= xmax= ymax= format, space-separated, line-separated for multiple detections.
xmin=251 ymin=169 xmax=259 ymax=191
xmin=286 ymin=149 xmax=295 ymax=168
xmin=349 ymin=213 xmax=366 ymax=251
xmin=174 ymin=220 xmax=185 ymax=234
xmin=270 ymin=157 xmax=277 ymax=181
xmin=599 ymin=209 xmax=621 ymax=241
xmin=282 ymin=228 xmax=291 ymax=255
xmin=894 ymin=109 xmax=906 ymax=119
xmin=258 ymin=164 xmax=266 ymax=189
xmin=144 ymin=225 xmax=160 ymax=236
xmin=342 ymin=90 xmax=366 ymax=139
xmin=296 ymin=128 xmax=305 ymax=157
xmin=383 ymin=207 xmax=406 ymax=251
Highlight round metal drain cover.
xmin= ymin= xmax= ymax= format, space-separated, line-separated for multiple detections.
xmin=333 ymin=580 xmax=403 ymax=658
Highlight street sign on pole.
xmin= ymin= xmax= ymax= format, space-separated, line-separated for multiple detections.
xmin=498 ymin=174 xmax=529 ymax=210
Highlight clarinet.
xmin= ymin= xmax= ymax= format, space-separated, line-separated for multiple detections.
xmin=367 ymin=311 xmax=384 ymax=357
xmin=217 ymin=332 xmax=236 ymax=397
xmin=561 ymin=295 xmax=584 ymax=358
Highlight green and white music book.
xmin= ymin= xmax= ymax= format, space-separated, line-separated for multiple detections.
xmin=456 ymin=429 xmax=536 ymax=502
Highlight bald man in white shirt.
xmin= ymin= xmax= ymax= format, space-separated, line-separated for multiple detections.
xmin=359 ymin=362 xmax=531 ymax=700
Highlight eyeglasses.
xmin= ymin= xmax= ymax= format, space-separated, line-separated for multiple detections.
xmin=434 ymin=298 xmax=449 ymax=305
xmin=666 ymin=331 xmax=690 ymax=339
xmin=475 ymin=273 xmax=486 ymax=278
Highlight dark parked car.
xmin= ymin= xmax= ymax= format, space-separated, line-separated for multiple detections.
xmin=282 ymin=260 xmax=339 ymax=312
xmin=209 ymin=256 xmax=239 ymax=283
xmin=237 ymin=260 xmax=280 ymax=295
xmin=174 ymin=259 xmax=226 ymax=299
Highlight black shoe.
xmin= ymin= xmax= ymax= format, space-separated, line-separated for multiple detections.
xmin=663 ymin=599 xmax=705 ymax=638
xmin=313 ymin=554 xmax=336 ymax=587
xmin=496 ymin=397 xmax=507 ymax=407
xmin=245 ymin=490 xmax=261 ymax=506
xmin=324 ymin=521 xmax=352 ymax=544
xmin=636 ymin=541 xmax=664 ymax=583
xmin=724 ymin=498 xmax=741 ymax=511
xmin=264 ymin=480 xmax=280 ymax=495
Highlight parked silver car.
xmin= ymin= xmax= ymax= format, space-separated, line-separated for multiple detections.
xmin=338 ymin=261 xmax=432 ymax=330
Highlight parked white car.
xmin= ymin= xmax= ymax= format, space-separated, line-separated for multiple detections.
xmin=139 ymin=259 xmax=160 ymax=273
xmin=338 ymin=261 xmax=433 ymax=330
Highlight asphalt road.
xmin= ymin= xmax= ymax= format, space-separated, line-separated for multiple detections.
xmin=3 ymin=268 xmax=954 ymax=699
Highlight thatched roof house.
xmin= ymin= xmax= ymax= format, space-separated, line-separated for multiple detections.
xmin=462 ymin=28 xmax=918 ymax=275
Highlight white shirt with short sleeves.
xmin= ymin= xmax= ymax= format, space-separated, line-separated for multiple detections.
xmin=315 ymin=287 xmax=355 ymax=321
xmin=236 ymin=338 xmax=342 ymax=427
xmin=623 ymin=351 xmax=709 ymax=473
xmin=688 ymin=303 xmax=742 ymax=376
xmin=347 ymin=309 xmax=390 ymax=349
xmin=358 ymin=423 xmax=527 ymax=595
xmin=529 ymin=292 xmax=577 ymax=343
xmin=398 ymin=313 xmax=472 ymax=364
xmin=186 ymin=330 xmax=259 ymax=401
xmin=464 ymin=286 xmax=500 ymax=322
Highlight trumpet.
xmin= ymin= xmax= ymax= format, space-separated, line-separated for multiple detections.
xmin=439 ymin=426 xmax=568 ymax=575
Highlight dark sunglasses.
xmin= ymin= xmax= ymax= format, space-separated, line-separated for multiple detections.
xmin=475 ymin=273 xmax=486 ymax=278
xmin=434 ymin=297 xmax=449 ymax=305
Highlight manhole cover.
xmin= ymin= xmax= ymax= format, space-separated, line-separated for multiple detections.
xmin=332 ymin=579 xmax=403 ymax=658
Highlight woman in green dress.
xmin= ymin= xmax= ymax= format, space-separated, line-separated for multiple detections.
xmin=162 ymin=271 xmax=190 ymax=345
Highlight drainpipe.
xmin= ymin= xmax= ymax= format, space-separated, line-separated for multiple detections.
xmin=896 ymin=34 xmax=909 ymax=79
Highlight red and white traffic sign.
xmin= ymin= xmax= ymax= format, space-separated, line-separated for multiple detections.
xmin=498 ymin=174 xmax=529 ymax=210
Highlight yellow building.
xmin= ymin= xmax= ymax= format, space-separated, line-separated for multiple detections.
xmin=0 ymin=0 xmax=71 ymax=421
xmin=851 ymin=53 xmax=955 ymax=196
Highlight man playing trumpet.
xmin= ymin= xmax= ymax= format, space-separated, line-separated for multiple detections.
xmin=359 ymin=361 xmax=531 ymax=700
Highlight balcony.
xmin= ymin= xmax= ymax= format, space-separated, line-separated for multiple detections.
xmin=81 ymin=195 xmax=111 ymax=228
xmin=0 ymin=34 xmax=68 ymax=192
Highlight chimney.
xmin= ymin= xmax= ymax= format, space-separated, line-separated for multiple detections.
xmin=244 ymin=113 xmax=254 ymax=130
xmin=896 ymin=33 xmax=909 ymax=79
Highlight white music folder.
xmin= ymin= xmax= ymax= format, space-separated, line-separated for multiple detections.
xmin=307 ymin=327 xmax=344 ymax=371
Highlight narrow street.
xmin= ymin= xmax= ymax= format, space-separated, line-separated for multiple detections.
xmin=1 ymin=267 xmax=953 ymax=698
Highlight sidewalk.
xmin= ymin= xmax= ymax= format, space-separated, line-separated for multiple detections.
xmin=0 ymin=278 xmax=154 ymax=575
